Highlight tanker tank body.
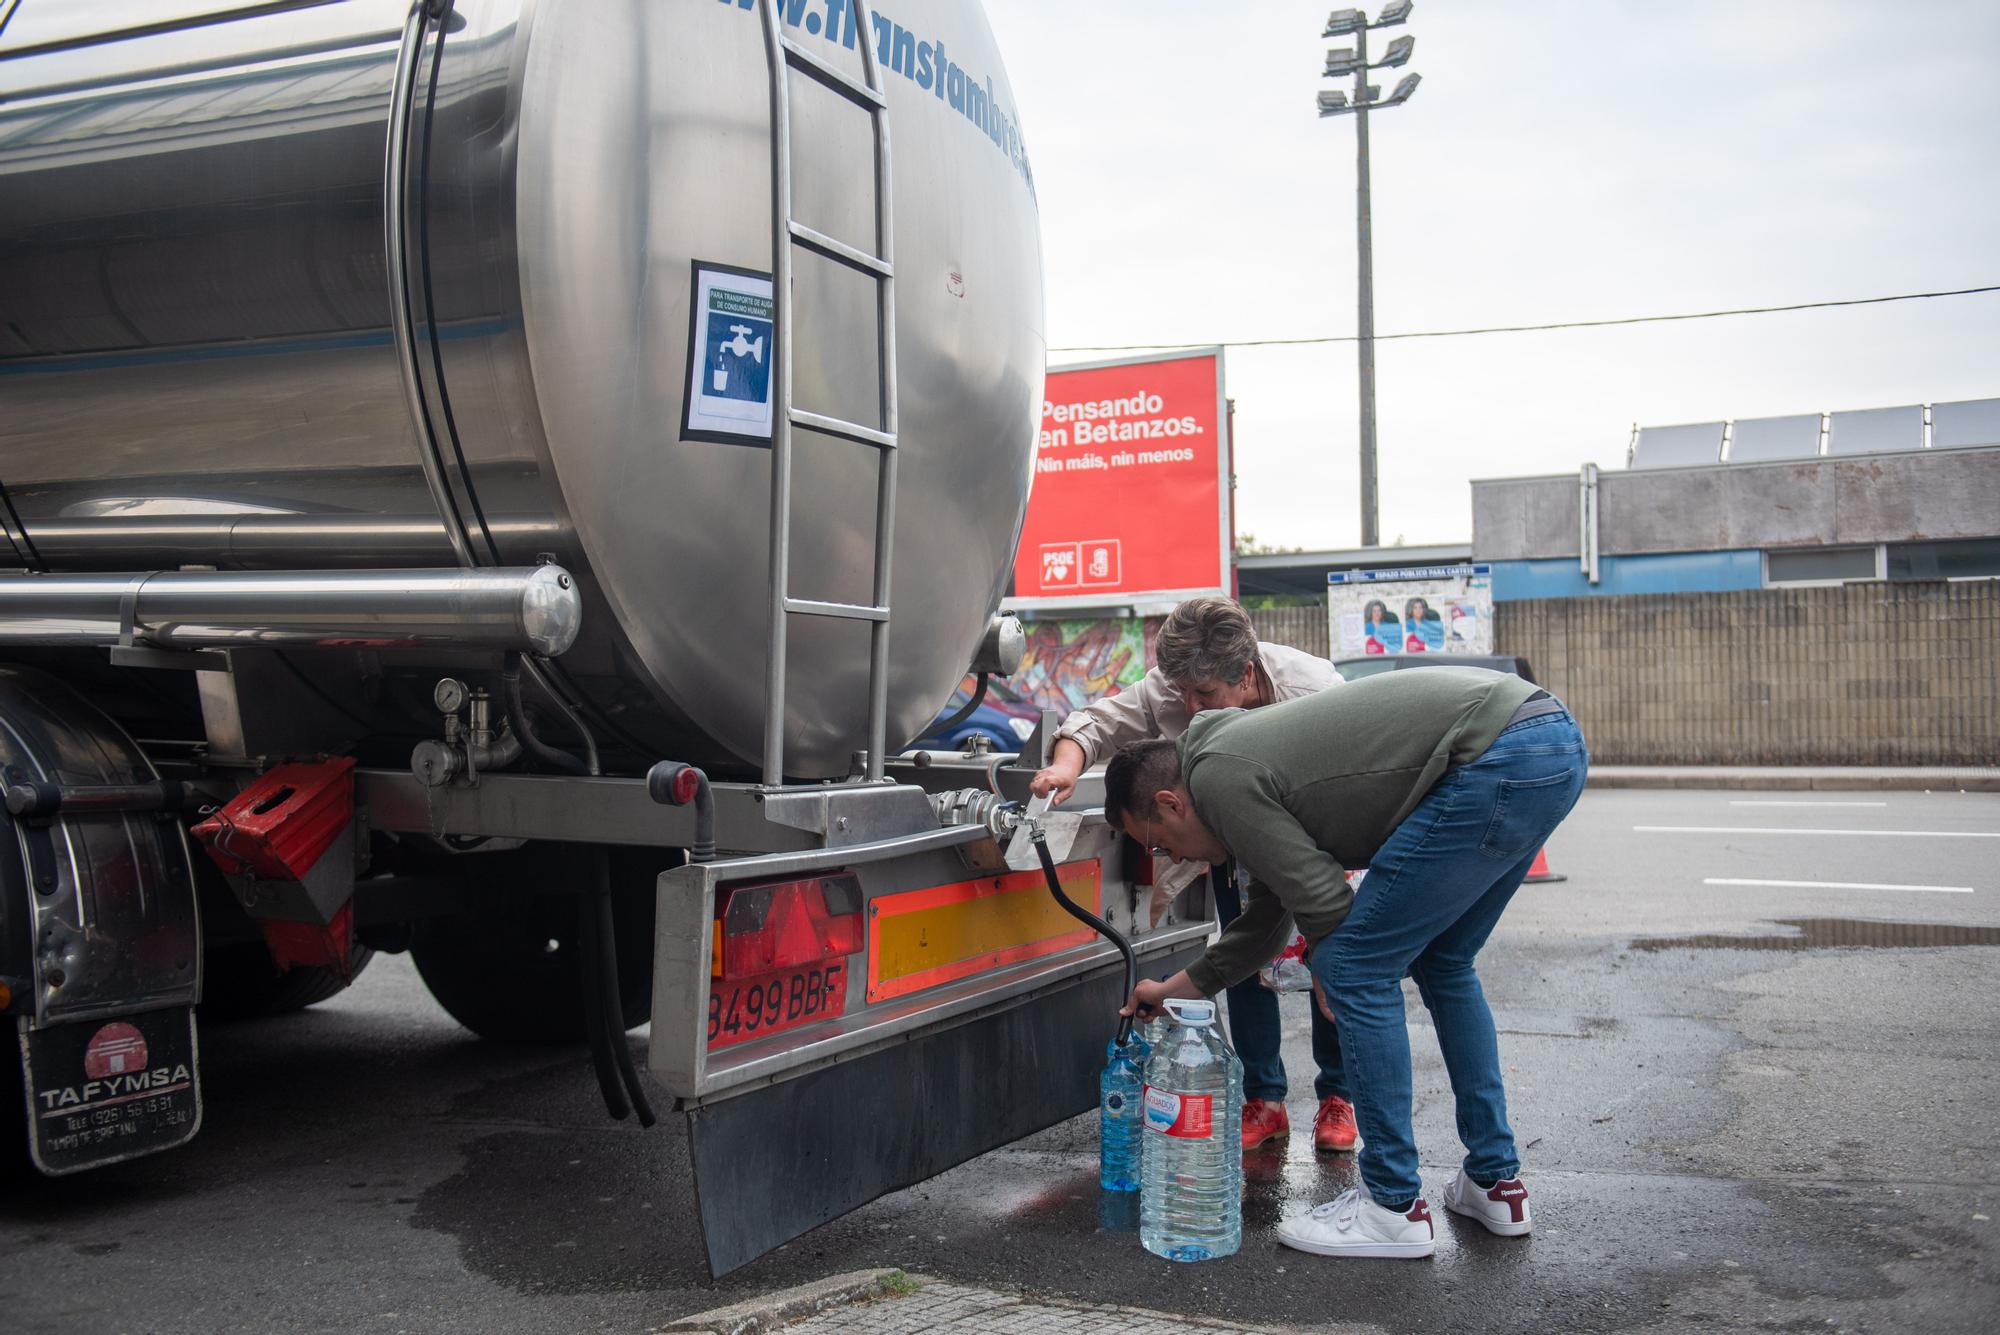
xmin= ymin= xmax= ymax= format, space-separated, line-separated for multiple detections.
xmin=0 ymin=0 xmax=1046 ymax=780
xmin=0 ymin=3 xmax=1198 ymax=1274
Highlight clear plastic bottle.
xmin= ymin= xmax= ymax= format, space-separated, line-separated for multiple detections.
xmin=1099 ymin=1031 xmax=1149 ymax=1191
xmin=1139 ymin=997 xmax=1243 ymax=1261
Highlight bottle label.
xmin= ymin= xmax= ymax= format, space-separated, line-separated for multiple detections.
xmin=1142 ymin=1085 xmax=1214 ymax=1139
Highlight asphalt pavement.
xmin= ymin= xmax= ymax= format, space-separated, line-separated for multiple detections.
xmin=3 ymin=787 xmax=1996 ymax=1334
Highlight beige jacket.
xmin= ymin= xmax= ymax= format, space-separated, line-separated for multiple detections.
xmin=1056 ymin=640 xmax=1342 ymax=768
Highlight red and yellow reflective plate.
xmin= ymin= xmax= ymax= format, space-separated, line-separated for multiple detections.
xmin=866 ymin=861 xmax=1101 ymax=1004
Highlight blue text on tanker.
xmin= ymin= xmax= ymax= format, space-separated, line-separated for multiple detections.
xmin=721 ymin=0 xmax=1035 ymax=195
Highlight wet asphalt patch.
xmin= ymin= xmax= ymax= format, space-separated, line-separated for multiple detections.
xmin=1632 ymin=918 xmax=2000 ymax=952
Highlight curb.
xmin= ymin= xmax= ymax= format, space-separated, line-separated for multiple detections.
xmin=658 ymin=1269 xmax=911 ymax=1335
xmin=1586 ymin=767 xmax=2000 ymax=793
xmin=664 ymin=1273 xmax=1342 ymax=1335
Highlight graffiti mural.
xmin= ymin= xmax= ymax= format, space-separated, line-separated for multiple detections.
xmin=1008 ymin=616 xmax=1163 ymax=717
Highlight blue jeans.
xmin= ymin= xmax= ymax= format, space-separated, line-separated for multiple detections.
xmin=1310 ymin=711 xmax=1589 ymax=1208
xmin=1213 ymin=866 xmax=1347 ymax=1104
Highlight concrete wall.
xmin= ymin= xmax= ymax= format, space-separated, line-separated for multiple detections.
xmin=1474 ymin=446 xmax=2000 ymax=562
xmin=1253 ymin=587 xmax=1998 ymax=765
xmin=1494 ymin=581 xmax=2000 ymax=765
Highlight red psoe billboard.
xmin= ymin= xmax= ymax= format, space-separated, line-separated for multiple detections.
xmin=1008 ymin=348 xmax=1230 ymax=609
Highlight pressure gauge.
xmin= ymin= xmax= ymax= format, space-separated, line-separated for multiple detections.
xmin=433 ymin=677 xmax=469 ymax=715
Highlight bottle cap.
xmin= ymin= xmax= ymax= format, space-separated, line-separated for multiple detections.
xmin=1162 ymin=997 xmax=1215 ymax=1027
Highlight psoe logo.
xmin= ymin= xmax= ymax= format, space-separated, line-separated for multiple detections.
xmin=1039 ymin=543 xmax=1080 ymax=588
xmin=1077 ymin=539 xmax=1121 ymax=587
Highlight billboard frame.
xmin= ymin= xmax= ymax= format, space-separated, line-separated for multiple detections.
xmin=1002 ymin=345 xmax=1232 ymax=614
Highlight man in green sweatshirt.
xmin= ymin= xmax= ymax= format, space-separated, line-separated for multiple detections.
xmin=1105 ymin=666 xmax=1588 ymax=1260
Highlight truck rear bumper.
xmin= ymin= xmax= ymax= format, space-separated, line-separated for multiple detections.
xmin=685 ymin=936 xmax=1205 ymax=1276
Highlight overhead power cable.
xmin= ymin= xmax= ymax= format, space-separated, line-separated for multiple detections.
xmin=1047 ymin=283 xmax=2000 ymax=354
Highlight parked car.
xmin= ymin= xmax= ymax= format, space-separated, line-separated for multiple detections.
xmin=912 ymin=675 xmax=1042 ymax=752
xmin=1331 ymin=653 xmax=1537 ymax=684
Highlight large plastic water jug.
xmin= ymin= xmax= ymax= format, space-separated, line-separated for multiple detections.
xmin=1139 ymin=997 xmax=1243 ymax=1261
xmin=1099 ymin=1032 xmax=1149 ymax=1191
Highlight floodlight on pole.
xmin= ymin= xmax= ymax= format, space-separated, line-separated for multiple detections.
xmin=1313 ymin=3 xmax=1421 ymax=549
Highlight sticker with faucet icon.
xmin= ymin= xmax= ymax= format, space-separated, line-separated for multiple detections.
xmin=683 ymin=261 xmax=776 ymax=445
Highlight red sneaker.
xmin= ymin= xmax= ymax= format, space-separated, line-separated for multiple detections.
xmin=1314 ymin=1095 xmax=1358 ymax=1154
xmin=1241 ymin=1098 xmax=1291 ymax=1149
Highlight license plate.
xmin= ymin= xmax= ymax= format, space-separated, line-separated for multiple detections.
xmin=708 ymin=959 xmax=849 ymax=1051
xmin=20 ymin=1006 xmax=202 ymax=1175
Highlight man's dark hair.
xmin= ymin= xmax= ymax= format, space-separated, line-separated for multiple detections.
xmin=1103 ymin=739 xmax=1184 ymax=828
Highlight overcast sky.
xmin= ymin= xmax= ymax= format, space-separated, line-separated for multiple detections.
xmin=984 ymin=0 xmax=2000 ymax=551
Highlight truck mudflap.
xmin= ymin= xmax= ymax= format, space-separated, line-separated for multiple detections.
xmin=685 ymin=938 xmax=1204 ymax=1276
xmin=19 ymin=1006 xmax=202 ymax=1175
xmin=1 ymin=665 xmax=203 ymax=1175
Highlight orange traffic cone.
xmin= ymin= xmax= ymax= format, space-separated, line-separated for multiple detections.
xmin=1524 ymin=846 xmax=1566 ymax=884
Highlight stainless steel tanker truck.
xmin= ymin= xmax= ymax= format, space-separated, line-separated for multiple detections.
xmin=0 ymin=0 xmax=1210 ymax=1272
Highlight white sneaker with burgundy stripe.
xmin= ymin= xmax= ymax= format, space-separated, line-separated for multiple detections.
xmin=1276 ymin=1189 xmax=1435 ymax=1258
xmin=1442 ymin=1168 xmax=1533 ymax=1236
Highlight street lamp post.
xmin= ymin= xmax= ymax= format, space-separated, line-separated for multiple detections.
xmin=1320 ymin=4 xmax=1420 ymax=549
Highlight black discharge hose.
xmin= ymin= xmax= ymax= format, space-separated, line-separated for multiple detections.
xmin=577 ymin=868 xmax=630 ymax=1122
xmin=930 ymin=672 xmax=991 ymax=738
xmin=1031 ymin=828 xmax=1137 ymax=1047
xmin=501 ymin=655 xmax=652 ymax=1124
xmin=501 ymin=656 xmax=589 ymax=776
xmin=590 ymin=845 xmax=656 ymax=1127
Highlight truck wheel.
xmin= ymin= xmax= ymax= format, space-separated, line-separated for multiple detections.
xmin=409 ymin=881 xmax=654 ymax=1045
xmin=200 ymin=943 xmax=376 ymax=1021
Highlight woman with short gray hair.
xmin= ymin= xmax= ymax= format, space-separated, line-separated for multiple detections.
xmin=1151 ymin=596 xmax=1261 ymax=692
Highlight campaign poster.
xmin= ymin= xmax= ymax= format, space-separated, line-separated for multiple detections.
xmin=1328 ymin=565 xmax=1494 ymax=657
xmin=1007 ymin=349 xmax=1229 ymax=609
xmin=682 ymin=261 xmax=775 ymax=445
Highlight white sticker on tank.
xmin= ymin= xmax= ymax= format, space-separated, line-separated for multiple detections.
xmin=682 ymin=261 xmax=776 ymax=446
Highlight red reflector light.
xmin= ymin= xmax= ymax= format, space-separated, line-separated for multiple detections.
xmin=671 ymin=766 xmax=701 ymax=806
xmin=715 ymin=872 xmax=864 ymax=982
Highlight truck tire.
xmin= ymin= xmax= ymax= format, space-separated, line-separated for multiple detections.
xmin=199 ymin=943 xmax=376 ymax=1021
xmin=409 ymin=880 xmax=654 ymax=1045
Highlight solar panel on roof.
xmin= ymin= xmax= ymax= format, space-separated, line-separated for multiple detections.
xmin=1826 ymin=405 xmax=1922 ymax=455
xmin=1726 ymin=414 xmax=1822 ymax=463
xmin=1930 ymin=398 xmax=2000 ymax=451
xmin=1630 ymin=422 xmax=1724 ymax=470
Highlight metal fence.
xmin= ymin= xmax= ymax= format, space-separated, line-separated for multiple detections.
xmin=1246 ymin=605 xmax=1330 ymax=659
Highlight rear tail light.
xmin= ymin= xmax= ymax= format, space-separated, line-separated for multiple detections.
xmin=712 ymin=872 xmax=864 ymax=981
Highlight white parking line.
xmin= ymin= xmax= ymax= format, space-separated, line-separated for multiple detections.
xmin=1704 ymin=877 xmax=1974 ymax=894
xmin=1728 ymin=800 xmax=1887 ymax=808
xmin=1635 ymin=826 xmax=2000 ymax=838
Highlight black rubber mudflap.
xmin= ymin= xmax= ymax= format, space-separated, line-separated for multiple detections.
xmin=686 ymin=942 xmax=1204 ymax=1276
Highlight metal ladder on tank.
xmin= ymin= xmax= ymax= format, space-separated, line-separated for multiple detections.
xmin=757 ymin=0 xmax=900 ymax=787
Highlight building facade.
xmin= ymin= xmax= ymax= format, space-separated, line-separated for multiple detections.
xmin=1461 ymin=403 xmax=2000 ymax=764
